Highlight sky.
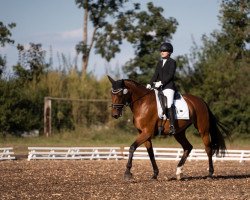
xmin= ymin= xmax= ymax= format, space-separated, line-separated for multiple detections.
xmin=0 ymin=0 xmax=222 ymax=78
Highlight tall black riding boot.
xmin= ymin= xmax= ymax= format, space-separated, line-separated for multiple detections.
xmin=168 ymin=106 xmax=176 ymax=135
xmin=157 ymin=93 xmax=168 ymax=137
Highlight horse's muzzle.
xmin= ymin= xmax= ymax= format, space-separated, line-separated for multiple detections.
xmin=111 ymin=104 xmax=124 ymax=119
xmin=112 ymin=109 xmax=122 ymax=119
xmin=112 ymin=113 xmax=120 ymax=119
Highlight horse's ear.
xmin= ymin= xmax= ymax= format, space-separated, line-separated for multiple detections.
xmin=107 ymin=75 xmax=115 ymax=84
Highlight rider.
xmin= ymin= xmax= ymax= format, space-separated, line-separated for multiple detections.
xmin=146 ymin=42 xmax=177 ymax=135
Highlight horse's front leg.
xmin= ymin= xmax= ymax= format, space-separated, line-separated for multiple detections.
xmin=144 ymin=140 xmax=159 ymax=179
xmin=124 ymin=142 xmax=137 ymax=180
xmin=124 ymin=132 xmax=151 ymax=180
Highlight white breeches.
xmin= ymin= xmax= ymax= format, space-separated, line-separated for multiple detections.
xmin=162 ymin=88 xmax=175 ymax=108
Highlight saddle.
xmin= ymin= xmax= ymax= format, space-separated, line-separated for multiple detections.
xmin=157 ymin=91 xmax=181 ymax=117
xmin=154 ymin=90 xmax=189 ymax=120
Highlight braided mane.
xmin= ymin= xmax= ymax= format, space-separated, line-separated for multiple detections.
xmin=124 ymin=79 xmax=145 ymax=89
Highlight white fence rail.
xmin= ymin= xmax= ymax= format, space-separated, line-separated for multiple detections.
xmin=2 ymin=147 xmax=249 ymax=162
xmin=0 ymin=147 xmax=15 ymax=160
xmin=123 ymin=147 xmax=182 ymax=161
xmin=213 ymin=149 xmax=250 ymax=162
xmin=123 ymin=147 xmax=250 ymax=163
xmin=28 ymin=147 xmax=123 ymax=161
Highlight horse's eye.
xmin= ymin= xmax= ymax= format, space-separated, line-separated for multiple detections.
xmin=117 ymin=92 xmax=123 ymax=97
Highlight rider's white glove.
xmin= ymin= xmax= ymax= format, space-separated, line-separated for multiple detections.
xmin=146 ymin=84 xmax=151 ymax=89
xmin=154 ymin=81 xmax=163 ymax=88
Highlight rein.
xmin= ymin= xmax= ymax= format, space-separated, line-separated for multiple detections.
xmin=111 ymin=88 xmax=152 ymax=110
xmin=129 ymin=90 xmax=152 ymax=107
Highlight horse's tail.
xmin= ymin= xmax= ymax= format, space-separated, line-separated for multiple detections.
xmin=207 ymin=105 xmax=231 ymax=156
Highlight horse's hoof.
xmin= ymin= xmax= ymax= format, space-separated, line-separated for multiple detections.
xmin=176 ymin=173 xmax=183 ymax=180
xmin=124 ymin=172 xmax=133 ymax=181
xmin=151 ymin=175 xmax=158 ymax=180
xmin=208 ymin=172 xmax=213 ymax=178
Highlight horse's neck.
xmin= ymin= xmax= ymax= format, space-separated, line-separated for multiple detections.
xmin=131 ymin=88 xmax=146 ymax=102
xmin=125 ymin=81 xmax=148 ymax=103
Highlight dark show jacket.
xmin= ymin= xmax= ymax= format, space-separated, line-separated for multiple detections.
xmin=149 ymin=58 xmax=176 ymax=90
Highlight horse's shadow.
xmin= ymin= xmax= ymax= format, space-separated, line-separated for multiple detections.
xmin=167 ymin=174 xmax=250 ymax=181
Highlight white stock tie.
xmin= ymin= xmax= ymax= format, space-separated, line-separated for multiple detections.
xmin=162 ymin=59 xmax=167 ymax=67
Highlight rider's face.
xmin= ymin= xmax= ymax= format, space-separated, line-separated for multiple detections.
xmin=160 ymin=51 xmax=170 ymax=58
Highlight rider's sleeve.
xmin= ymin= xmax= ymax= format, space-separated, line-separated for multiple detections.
xmin=149 ymin=61 xmax=160 ymax=85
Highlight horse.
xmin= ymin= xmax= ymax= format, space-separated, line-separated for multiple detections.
xmin=107 ymin=76 xmax=231 ymax=180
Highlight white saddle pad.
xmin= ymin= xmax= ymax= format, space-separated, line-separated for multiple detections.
xmin=154 ymin=90 xmax=190 ymax=120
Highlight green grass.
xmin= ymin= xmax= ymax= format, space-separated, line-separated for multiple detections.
xmin=1 ymin=126 xmax=249 ymax=154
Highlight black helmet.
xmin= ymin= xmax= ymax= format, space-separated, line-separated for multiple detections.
xmin=160 ymin=42 xmax=173 ymax=53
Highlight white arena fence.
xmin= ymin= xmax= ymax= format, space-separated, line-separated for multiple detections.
xmin=26 ymin=147 xmax=250 ymax=163
xmin=27 ymin=147 xmax=123 ymax=161
xmin=0 ymin=147 xmax=15 ymax=160
xmin=123 ymin=147 xmax=250 ymax=163
xmin=1 ymin=147 xmax=249 ymax=162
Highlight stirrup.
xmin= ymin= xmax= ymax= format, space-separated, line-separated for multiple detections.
xmin=168 ymin=125 xmax=176 ymax=135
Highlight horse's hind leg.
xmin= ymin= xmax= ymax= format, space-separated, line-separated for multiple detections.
xmin=174 ymin=130 xmax=193 ymax=180
xmin=144 ymin=139 xmax=159 ymax=179
xmin=202 ymin=132 xmax=214 ymax=177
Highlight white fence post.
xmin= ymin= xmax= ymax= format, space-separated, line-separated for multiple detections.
xmin=0 ymin=148 xmax=15 ymax=160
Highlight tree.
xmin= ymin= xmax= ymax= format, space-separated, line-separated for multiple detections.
xmin=0 ymin=42 xmax=50 ymax=135
xmin=0 ymin=21 xmax=16 ymax=77
xmin=0 ymin=21 xmax=15 ymax=47
xmin=75 ymin=1 xmax=178 ymax=82
xmin=14 ymin=43 xmax=49 ymax=83
xmin=75 ymin=0 xmax=129 ymax=76
xmin=188 ymin=0 xmax=250 ymax=135
xmin=0 ymin=79 xmax=44 ymax=134
xmin=121 ymin=2 xmax=178 ymax=84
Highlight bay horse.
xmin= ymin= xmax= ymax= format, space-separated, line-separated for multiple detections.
xmin=108 ymin=76 xmax=230 ymax=180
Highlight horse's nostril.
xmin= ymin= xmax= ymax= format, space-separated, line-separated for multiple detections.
xmin=112 ymin=114 xmax=119 ymax=119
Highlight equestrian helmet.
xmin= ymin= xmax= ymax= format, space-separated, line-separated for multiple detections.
xmin=160 ymin=42 xmax=173 ymax=53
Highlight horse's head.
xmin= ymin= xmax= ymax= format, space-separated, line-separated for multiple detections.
xmin=108 ymin=76 xmax=131 ymax=119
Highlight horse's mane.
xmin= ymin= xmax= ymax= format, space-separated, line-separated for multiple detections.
xmin=124 ymin=79 xmax=145 ymax=89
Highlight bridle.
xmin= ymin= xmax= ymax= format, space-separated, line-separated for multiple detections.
xmin=110 ymin=88 xmax=129 ymax=112
xmin=110 ymin=87 xmax=152 ymax=115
